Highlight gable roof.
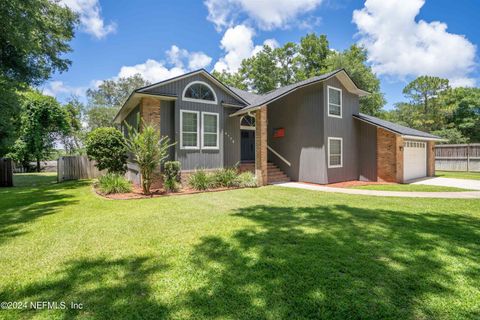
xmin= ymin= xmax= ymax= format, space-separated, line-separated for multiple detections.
xmin=136 ymin=69 xmax=249 ymax=105
xmin=230 ymin=69 xmax=369 ymax=116
xmin=354 ymin=113 xmax=443 ymax=141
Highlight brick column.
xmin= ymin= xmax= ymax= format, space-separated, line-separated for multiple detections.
xmin=395 ymin=135 xmax=404 ymax=183
xmin=139 ymin=97 xmax=162 ymax=189
xmin=140 ymin=97 xmax=161 ymax=132
xmin=427 ymin=141 xmax=435 ymax=177
xmin=255 ymin=106 xmax=268 ymax=186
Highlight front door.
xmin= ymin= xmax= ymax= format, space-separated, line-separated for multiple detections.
xmin=241 ymin=130 xmax=255 ymax=161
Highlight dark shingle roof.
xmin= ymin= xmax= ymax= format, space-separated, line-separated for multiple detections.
xmin=354 ymin=113 xmax=441 ymax=139
xmin=232 ymin=69 xmax=347 ymax=113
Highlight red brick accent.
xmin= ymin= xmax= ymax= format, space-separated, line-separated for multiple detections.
xmin=140 ymin=97 xmax=162 ymax=189
xmin=377 ymin=128 xmax=404 ymax=183
xmin=255 ymin=106 xmax=268 ymax=186
xmin=427 ymin=141 xmax=435 ymax=176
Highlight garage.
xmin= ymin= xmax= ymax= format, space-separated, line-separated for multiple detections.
xmin=403 ymin=140 xmax=427 ymax=181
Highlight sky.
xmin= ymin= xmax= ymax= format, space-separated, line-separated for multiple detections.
xmin=42 ymin=0 xmax=480 ymax=110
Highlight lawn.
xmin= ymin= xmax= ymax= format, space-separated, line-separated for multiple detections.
xmin=350 ymin=184 xmax=471 ymax=192
xmin=436 ymin=170 xmax=480 ymax=180
xmin=0 ymin=173 xmax=479 ymax=319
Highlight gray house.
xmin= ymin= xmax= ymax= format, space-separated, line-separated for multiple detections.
xmin=114 ymin=69 xmax=442 ymax=186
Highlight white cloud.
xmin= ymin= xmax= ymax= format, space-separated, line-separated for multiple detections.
xmin=166 ymin=45 xmax=212 ymax=69
xmin=205 ymin=0 xmax=323 ymax=31
xmin=353 ymin=0 xmax=477 ymax=86
xmin=214 ymin=25 xmax=278 ymax=73
xmin=117 ymin=45 xmax=212 ymax=83
xmin=42 ymin=80 xmax=87 ymax=98
xmin=60 ymin=0 xmax=116 ymax=39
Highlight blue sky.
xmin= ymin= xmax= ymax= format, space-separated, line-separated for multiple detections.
xmin=45 ymin=0 xmax=479 ymax=110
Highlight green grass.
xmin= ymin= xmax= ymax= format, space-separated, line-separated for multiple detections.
xmin=350 ymin=183 xmax=471 ymax=192
xmin=436 ymin=170 xmax=480 ymax=180
xmin=0 ymin=173 xmax=479 ymax=319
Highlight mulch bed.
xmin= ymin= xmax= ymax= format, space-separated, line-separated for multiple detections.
xmin=94 ymin=184 xmax=244 ymax=200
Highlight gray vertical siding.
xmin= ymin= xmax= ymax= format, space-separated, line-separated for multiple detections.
xmin=323 ymin=77 xmax=360 ymax=183
xmin=122 ymin=105 xmax=139 ymax=135
xmin=149 ymin=73 xmax=243 ymax=170
xmin=160 ymin=101 xmax=175 ymax=162
xmin=224 ymin=108 xmax=241 ymax=168
xmin=267 ymin=83 xmax=326 ymax=183
xmin=358 ymin=121 xmax=377 ymax=181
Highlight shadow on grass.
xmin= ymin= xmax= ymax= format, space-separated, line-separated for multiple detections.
xmin=0 ymin=175 xmax=90 ymax=244
xmin=184 ymin=204 xmax=480 ymax=319
xmin=0 ymin=256 xmax=169 ymax=319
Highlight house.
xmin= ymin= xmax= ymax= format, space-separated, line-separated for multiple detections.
xmin=113 ymin=68 xmax=442 ymax=186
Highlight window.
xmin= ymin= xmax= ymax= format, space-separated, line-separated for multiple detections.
xmin=327 ymin=86 xmax=342 ymax=118
xmin=180 ymin=110 xmax=199 ymax=149
xmin=202 ymin=112 xmax=219 ymax=149
xmin=182 ymin=81 xmax=217 ymax=104
xmin=328 ymin=137 xmax=343 ymax=168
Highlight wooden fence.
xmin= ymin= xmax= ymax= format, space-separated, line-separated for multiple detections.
xmin=0 ymin=158 xmax=13 ymax=187
xmin=57 ymin=156 xmax=104 ymax=182
xmin=435 ymin=144 xmax=480 ymax=172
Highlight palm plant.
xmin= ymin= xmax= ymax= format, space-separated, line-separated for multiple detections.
xmin=124 ymin=121 xmax=174 ymax=194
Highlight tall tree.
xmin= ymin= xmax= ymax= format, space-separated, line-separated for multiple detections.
xmin=10 ymin=91 xmax=70 ymax=171
xmin=239 ymin=45 xmax=279 ymax=93
xmin=0 ymin=0 xmax=77 ymax=156
xmin=297 ymin=34 xmax=330 ymax=79
xmin=402 ymin=76 xmax=450 ymax=130
xmin=86 ymin=74 xmax=150 ymax=129
xmin=62 ymin=96 xmax=85 ymax=154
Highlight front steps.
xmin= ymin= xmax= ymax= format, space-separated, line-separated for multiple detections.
xmin=238 ymin=161 xmax=290 ymax=184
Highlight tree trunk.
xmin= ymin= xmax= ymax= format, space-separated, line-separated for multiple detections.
xmin=36 ymin=158 xmax=41 ymax=172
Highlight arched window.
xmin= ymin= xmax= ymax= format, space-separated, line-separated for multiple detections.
xmin=182 ymin=81 xmax=217 ymax=104
xmin=240 ymin=115 xmax=255 ymax=130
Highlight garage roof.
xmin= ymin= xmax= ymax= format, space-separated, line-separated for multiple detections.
xmin=354 ymin=113 xmax=443 ymax=141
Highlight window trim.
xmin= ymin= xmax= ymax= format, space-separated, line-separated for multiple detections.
xmin=182 ymin=81 xmax=218 ymax=105
xmin=201 ymin=112 xmax=220 ymax=150
xmin=180 ymin=110 xmax=200 ymax=150
xmin=327 ymin=86 xmax=342 ymax=118
xmin=328 ymin=137 xmax=343 ymax=168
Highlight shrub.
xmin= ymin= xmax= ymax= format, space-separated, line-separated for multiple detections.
xmin=85 ymin=127 xmax=127 ymax=174
xmin=212 ymin=168 xmax=239 ymax=188
xmin=188 ymin=169 xmax=212 ymax=191
xmin=163 ymin=161 xmax=181 ymax=192
xmin=237 ymin=172 xmax=257 ymax=188
xmin=124 ymin=121 xmax=174 ymax=195
xmin=98 ymin=173 xmax=132 ymax=194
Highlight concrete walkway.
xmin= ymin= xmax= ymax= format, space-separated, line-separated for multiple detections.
xmin=273 ymin=182 xmax=480 ymax=199
xmin=409 ymin=177 xmax=480 ymax=191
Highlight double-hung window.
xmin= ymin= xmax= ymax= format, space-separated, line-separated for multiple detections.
xmin=328 ymin=137 xmax=343 ymax=168
xmin=202 ymin=112 xmax=219 ymax=149
xmin=327 ymin=86 xmax=342 ymax=118
xmin=180 ymin=110 xmax=199 ymax=149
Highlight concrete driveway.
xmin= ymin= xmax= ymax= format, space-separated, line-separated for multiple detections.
xmin=409 ymin=177 xmax=480 ymax=191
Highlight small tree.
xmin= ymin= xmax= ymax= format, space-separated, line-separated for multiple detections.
xmin=85 ymin=127 xmax=127 ymax=173
xmin=124 ymin=122 xmax=173 ymax=195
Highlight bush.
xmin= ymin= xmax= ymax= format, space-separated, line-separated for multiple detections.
xmin=163 ymin=161 xmax=181 ymax=192
xmin=98 ymin=173 xmax=132 ymax=194
xmin=212 ymin=168 xmax=239 ymax=188
xmin=85 ymin=127 xmax=127 ymax=174
xmin=236 ymin=172 xmax=257 ymax=188
xmin=188 ymin=169 xmax=212 ymax=191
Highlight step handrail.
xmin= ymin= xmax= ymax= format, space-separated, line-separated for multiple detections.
xmin=267 ymin=145 xmax=291 ymax=167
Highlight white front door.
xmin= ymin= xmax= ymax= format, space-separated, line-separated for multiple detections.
xmin=403 ymin=140 xmax=427 ymax=181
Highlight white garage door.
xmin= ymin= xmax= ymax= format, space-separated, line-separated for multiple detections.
xmin=403 ymin=140 xmax=427 ymax=181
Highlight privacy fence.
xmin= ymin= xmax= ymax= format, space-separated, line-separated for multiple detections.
xmin=57 ymin=156 xmax=104 ymax=182
xmin=435 ymin=144 xmax=480 ymax=172
xmin=0 ymin=158 xmax=13 ymax=187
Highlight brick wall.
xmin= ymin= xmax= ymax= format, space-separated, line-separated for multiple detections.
xmin=377 ymin=128 xmax=399 ymax=182
xmin=255 ymin=106 xmax=268 ymax=186
xmin=140 ymin=97 xmax=163 ymax=189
